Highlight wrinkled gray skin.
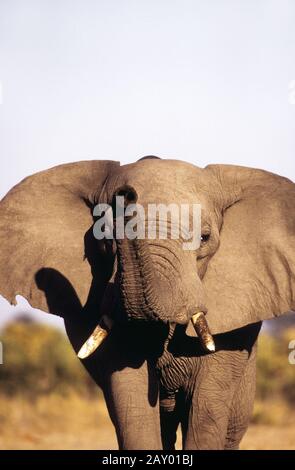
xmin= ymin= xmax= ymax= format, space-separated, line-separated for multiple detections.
xmin=0 ymin=157 xmax=294 ymax=449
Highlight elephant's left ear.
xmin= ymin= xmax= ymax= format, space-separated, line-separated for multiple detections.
xmin=0 ymin=160 xmax=119 ymax=316
xmin=203 ymin=164 xmax=295 ymax=335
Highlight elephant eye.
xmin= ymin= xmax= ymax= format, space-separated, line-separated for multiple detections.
xmin=200 ymin=233 xmax=210 ymax=243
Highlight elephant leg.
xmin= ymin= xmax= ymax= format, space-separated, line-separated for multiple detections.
xmin=69 ymin=321 xmax=163 ymax=451
xmin=182 ymin=323 xmax=261 ymax=450
xmin=102 ymin=358 xmax=162 ymax=450
xmin=182 ymin=350 xmax=246 ymax=449
xmin=224 ymin=343 xmax=257 ymax=450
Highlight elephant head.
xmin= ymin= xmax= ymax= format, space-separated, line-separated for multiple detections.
xmin=0 ymin=156 xmax=294 ymax=348
xmin=0 ymin=157 xmax=294 ymax=449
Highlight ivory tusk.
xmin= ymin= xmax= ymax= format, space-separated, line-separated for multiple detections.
xmin=191 ymin=312 xmax=215 ymax=352
xmin=77 ymin=315 xmax=113 ymax=359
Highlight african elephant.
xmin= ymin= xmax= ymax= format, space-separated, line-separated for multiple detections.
xmin=0 ymin=156 xmax=294 ymax=450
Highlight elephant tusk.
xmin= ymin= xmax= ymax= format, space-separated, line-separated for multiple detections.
xmin=191 ymin=312 xmax=215 ymax=352
xmin=77 ymin=315 xmax=113 ymax=359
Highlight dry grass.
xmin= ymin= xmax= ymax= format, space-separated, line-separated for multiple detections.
xmin=240 ymin=399 xmax=295 ymax=449
xmin=0 ymin=393 xmax=116 ymax=450
xmin=241 ymin=425 xmax=295 ymax=450
xmin=0 ymin=393 xmax=295 ymax=450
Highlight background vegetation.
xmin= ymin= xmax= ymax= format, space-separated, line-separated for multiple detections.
xmin=0 ymin=316 xmax=99 ymax=397
xmin=0 ymin=314 xmax=294 ymax=449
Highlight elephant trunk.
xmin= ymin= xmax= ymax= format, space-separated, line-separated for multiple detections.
xmin=115 ymin=235 xmax=173 ymax=323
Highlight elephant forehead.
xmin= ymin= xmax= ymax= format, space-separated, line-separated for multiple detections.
xmin=109 ymin=159 xmax=207 ymax=203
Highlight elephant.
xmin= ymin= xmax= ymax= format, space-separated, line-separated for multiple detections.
xmin=0 ymin=156 xmax=294 ymax=450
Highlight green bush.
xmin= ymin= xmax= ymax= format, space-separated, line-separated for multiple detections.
xmin=0 ymin=318 xmax=99 ymax=397
xmin=256 ymin=328 xmax=295 ymax=405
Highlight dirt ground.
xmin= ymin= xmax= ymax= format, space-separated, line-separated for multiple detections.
xmin=0 ymin=394 xmax=294 ymax=450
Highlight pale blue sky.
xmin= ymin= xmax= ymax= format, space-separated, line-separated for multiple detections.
xmin=0 ymin=0 xmax=294 ymax=329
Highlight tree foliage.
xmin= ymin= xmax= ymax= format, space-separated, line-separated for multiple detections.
xmin=256 ymin=327 xmax=295 ymax=404
xmin=0 ymin=318 xmax=98 ymax=396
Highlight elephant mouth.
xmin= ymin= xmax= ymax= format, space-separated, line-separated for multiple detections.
xmin=77 ymin=256 xmax=215 ymax=360
xmin=77 ymin=309 xmax=215 ymax=360
xmin=77 ymin=255 xmax=215 ymax=360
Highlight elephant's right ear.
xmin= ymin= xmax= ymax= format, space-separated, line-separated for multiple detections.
xmin=0 ymin=160 xmax=119 ymax=316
